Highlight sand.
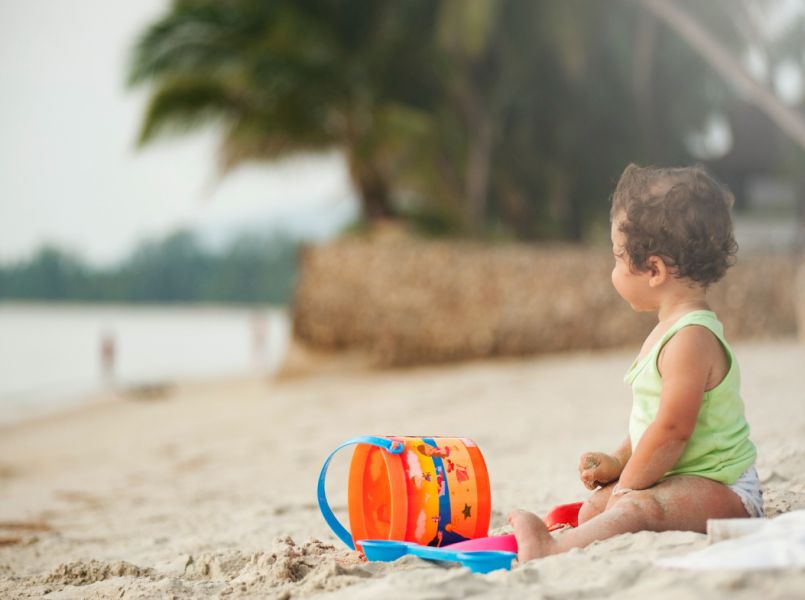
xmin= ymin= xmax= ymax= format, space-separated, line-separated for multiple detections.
xmin=1 ymin=338 xmax=804 ymax=599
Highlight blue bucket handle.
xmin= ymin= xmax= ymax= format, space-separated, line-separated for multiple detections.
xmin=317 ymin=435 xmax=405 ymax=550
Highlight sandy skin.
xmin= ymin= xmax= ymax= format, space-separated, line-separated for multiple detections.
xmin=508 ymin=474 xmax=749 ymax=562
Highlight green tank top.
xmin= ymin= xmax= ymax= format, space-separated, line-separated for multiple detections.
xmin=625 ymin=310 xmax=756 ymax=485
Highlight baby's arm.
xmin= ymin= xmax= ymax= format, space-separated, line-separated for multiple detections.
xmin=579 ymin=437 xmax=631 ymax=489
xmin=612 ymin=326 xmax=717 ymax=495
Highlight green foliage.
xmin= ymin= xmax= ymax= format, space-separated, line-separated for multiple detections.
xmin=129 ymin=0 xmax=439 ymax=221
xmin=0 ymin=232 xmax=298 ymax=305
xmin=129 ymin=0 xmax=798 ymax=242
xmin=0 ymin=247 xmax=93 ymax=300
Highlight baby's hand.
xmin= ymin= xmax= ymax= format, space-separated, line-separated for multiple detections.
xmin=578 ymin=452 xmax=622 ymax=490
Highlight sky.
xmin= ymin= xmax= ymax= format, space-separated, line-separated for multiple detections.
xmin=0 ymin=0 xmax=358 ymax=266
xmin=2 ymin=1 xmax=803 ymax=267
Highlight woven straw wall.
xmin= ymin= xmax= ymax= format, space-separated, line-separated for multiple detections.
xmin=292 ymin=235 xmax=802 ymax=366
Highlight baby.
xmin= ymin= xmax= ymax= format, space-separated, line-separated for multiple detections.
xmin=509 ymin=163 xmax=762 ymax=562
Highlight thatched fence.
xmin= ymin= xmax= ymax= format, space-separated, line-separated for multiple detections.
xmin=292 ymin=233 xmax=803 ymax=367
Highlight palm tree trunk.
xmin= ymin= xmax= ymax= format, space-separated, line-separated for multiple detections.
xmin=465 ymin=112 xmax=494 ymax=233
xmin=634 ymin=9 xmax=658 ymax=157
xmin=349 ymin=156 xmax=396 ymax=222
xmin=639 ymin=0 xmax=805 ymax=153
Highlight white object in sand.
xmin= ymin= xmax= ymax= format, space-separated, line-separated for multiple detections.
xmin=656 ymin=510 xmax=805 ymax=570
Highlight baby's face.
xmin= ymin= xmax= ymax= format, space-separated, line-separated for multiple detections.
xmin=610 ymin=218 xmax=653 ymax=312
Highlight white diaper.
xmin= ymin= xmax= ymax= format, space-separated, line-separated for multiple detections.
xmin=728 ymin=465 xmax=764 ymax=518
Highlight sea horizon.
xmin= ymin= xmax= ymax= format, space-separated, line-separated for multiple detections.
xmin=0 ymin=302 xmax=290 ymax=424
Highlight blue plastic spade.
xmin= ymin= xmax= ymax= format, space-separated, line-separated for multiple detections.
xmin=358 ymin=539 xmax=516 ymax=574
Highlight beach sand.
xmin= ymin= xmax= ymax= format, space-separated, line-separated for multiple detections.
xmin=1 ymin=339 xmax=804 ymax=599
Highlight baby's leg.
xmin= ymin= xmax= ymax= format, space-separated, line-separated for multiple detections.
xmin=578 ymin=483 xmax=615 ymax=524
xmin=510 ymin=475 xmax=748 ymax=562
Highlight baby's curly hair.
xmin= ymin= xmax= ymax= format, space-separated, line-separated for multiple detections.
xmin=611 ymin=163 xmax=738 ymax=287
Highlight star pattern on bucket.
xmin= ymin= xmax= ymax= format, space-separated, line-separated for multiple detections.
xmin=462 ymin=503 xmax=472 ymax=519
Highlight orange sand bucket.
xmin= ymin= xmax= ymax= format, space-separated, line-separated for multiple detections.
xmin=317 ymin=435 xmax=491 ymax=551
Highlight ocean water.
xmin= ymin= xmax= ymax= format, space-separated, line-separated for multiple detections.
xmin=0 ymin=303 xmax=290 ymax=424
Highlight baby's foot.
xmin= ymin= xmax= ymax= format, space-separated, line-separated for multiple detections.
xmin=507 ymin=509 xmax=557 ymax=563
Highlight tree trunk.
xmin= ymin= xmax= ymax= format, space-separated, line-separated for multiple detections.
xmin=465 ymin=112 xmax=494 ymax=233
xmin=796 ymin=174 xmax=805 ymax=251
xmin=348 ymin=155 xmax=396 ymax=222
xmin=639 ymin=0 xmax=805 ymax=153
xmin=633 ymin=9 xmax=658 ymax=157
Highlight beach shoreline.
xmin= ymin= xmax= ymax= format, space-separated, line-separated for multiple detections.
xmin=1 ymin=338 xmax=804 ymax=598
xmin=0 ymin=303 xmax=290 ymax=426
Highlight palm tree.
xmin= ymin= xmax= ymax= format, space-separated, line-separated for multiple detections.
xmin=129 ymin=0 xmax=799 ymax=242
xmin=128 ymin=0 xmax=439 ymax=222
xmin=639 ymin=0 xmax=805 ymax=152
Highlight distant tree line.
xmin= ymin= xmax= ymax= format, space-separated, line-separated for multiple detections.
xmin=0 ymin=231 xmax=297 ymax=305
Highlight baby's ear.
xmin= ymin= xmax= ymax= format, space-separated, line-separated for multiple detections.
xmin=647 ymin=256 xmax=668 ymax=287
